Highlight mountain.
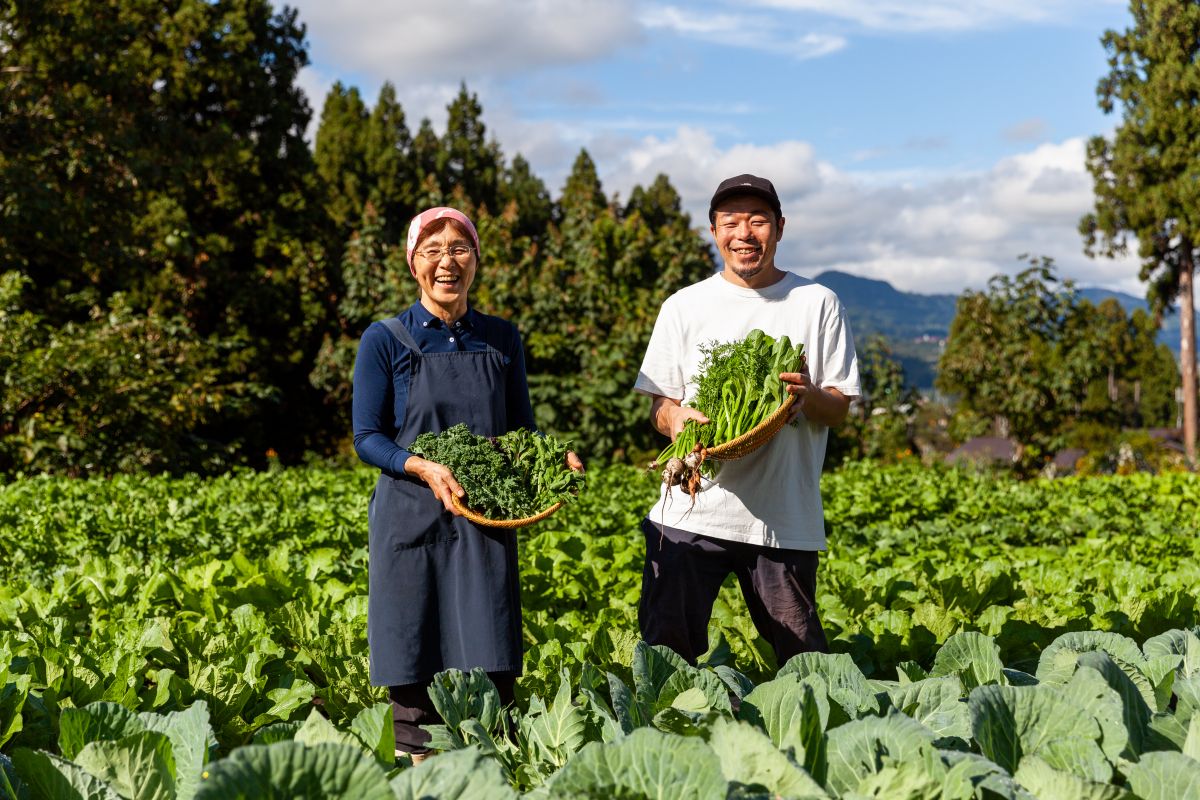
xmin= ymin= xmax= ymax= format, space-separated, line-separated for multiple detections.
xmin=811 ymin=270 xmax=1191 ymax=390
xmin=811 ymin=271 xmax=958 ymax=341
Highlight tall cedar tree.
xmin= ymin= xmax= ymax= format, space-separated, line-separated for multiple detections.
xmin=1 ymin=0 xmax=337 ymax=471
xmin=1081 ymin=0 xmax=1200 ymax=463
xmin=410 ymin=118 xmax=446 ymax=210
xmin=500 ymin=155 xmax=553 ymax=240
xmin=363 ymin=82 xmax=416 ymax=241
xmin=314 ymin=82 xmax=371 ymax=237
xmin=439 ymin=84 xmax=503 ymax=215
xmin=305 ymin=84 xmax=425 ymax=438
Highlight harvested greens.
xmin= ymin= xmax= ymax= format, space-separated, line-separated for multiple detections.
xmin=409 ymin=424 xmax=584 ymax=519
xmin=652 ymin=329 xmax=805 ymax=495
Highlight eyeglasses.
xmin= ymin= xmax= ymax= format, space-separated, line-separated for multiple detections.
xmin=416 ymin=245 xmax=475 ymax=262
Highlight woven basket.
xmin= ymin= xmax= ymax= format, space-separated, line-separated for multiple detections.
xmin=705 ymin=395 xmax=796 ymax=462
xmin=451 ymin=495 xmax=564 ymax=529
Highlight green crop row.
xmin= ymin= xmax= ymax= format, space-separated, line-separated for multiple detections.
xmin=1 ymin=462 xmax=1198 ymax=797
xmin=4 ymin=628 xmax=1200 ymax=798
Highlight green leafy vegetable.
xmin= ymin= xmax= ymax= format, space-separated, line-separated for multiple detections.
xmin=653 ymin=329 xmax=805 ymax=497
xmin=408 ymin=424 xmax=584 ymax=519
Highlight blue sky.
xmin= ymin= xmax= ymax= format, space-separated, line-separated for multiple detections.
xmin=290 ymin=0 xmax=1141 ymax=296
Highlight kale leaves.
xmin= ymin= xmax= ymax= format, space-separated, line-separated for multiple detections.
xmin=408 ymin=424 xmax=583 ymax=519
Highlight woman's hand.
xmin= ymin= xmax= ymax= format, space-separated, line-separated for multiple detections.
xmin=566 ymin=451 xmax=585 ymax=473
xmin=404 ymin=456 xmax=466 ymax=515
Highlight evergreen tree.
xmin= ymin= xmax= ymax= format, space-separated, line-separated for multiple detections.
xmin=1081 ymin=0 xmax=1200 ymax=463
xmin=363 ymin=82 xmax=415 ymax=240
xmin=314 ymin=82 xmax=370 ymax=235
xmin=504 ymin=157 xmax=712 ymax=460
xmin=439 ymin=84 xmax=503 ymax=214
xmin=625 ymin=173 xmax=685 ymax=231
xmin=499 ymin=154 xmax=553 ymax=240
xmin=410 ymin=118 xmax=446 ymax=209
xmin=0 ymin=0 xmax=336 ymax=472
xmin=556 ymin=150 xmax=608 ymax=228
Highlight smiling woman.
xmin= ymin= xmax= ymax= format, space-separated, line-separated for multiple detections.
xmin=350 ymin=205 xmax=556 ymax=762
xmin=408 ymin=215 xmax=478 ymax=319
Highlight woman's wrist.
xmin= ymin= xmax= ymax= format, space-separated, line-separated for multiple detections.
xmin=403 ymin=455 xmax=426 ymax=478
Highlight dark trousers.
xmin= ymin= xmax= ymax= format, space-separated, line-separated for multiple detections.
xmin=389 ymin=671 xmax=517 ymax=754
xmin=638 ymin=518 xmax=828 ymax=666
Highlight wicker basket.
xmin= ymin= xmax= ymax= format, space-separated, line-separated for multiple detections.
xmin=451 ymin=495 xmax=564 ymax=529
xmin=705 ymin=395 xmax=797 ymax=461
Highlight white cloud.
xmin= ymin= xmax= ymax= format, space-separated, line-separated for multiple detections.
xmin=291 ymin=0 xmax=639 ymax=81
xmin=283 ymin=0 xmax=1138 ymax=298
xmin=745 ymin=0 xmax=1122 ymax=32
xmin=639 ymin=5 xmax=846 ymax=58
xmin=588 ymin=129 xmax=1142 ymax=296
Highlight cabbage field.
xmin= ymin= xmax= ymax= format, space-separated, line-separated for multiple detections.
xmin=1 ymin=462 xmax=1199 ymax=798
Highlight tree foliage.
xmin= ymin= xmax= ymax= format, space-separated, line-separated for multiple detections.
xmin=474 ymin=155 xmax=715 ymax=460
xmin=0 ymin=273 xmax=266 ymax=475
xmin=10 ymin=0 xmax=1180 ymax=476
xmin=1081 ymin=0 xmax=1199 ymax=462
xmin=1 ymin=0 xmax=336 ymax=472
xmin=827 ymin=335 xmax=921 ymax=466
xmin=936 ymin=257 xmax=1179 ymax=469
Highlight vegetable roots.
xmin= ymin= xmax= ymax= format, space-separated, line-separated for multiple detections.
xmin=650 ymin=329 xmax=805 ymax=498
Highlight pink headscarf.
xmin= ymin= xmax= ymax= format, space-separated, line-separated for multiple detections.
xmin=405 ymin=207 xmax=480 ymax=272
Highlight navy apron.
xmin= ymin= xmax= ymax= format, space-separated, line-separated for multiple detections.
xmin=367 ymin=317 xmax=522 ymax=687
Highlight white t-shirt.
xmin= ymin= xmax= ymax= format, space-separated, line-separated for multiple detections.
xmin=634 ymin=271 xmax=860 ymax=550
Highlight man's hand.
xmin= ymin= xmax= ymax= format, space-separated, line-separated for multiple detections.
xmin=566 ymin=451 xmax=585 ymax=472
xmin=780 ymin=369 xmax=814 ymax=423
xmin=404 ymin=456 xmax=465 ymax=514
xmin=779 ymin=372 xmax=851 ymax=428
xmin=650 ymin=395 xmax=708 ymax=441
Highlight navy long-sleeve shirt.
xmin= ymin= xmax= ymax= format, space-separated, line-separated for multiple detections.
xmin=352 ymin=302 xmax=537 ymax=477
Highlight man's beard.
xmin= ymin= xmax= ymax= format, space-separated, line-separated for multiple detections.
xmin=731 ymin=263 xmax=765 ymax=281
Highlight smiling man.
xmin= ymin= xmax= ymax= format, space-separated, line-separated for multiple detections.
xmin=633 ymin=174 xmax=861 ymax=667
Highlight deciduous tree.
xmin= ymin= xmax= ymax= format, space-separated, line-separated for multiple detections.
xmin=937 ymin=257 xmax=1175 ymax=469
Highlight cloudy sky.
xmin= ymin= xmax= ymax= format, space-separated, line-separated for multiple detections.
xmin=289 ymin=0 xmax=1143 ymax=296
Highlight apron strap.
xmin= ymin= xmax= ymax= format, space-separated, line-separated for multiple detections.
xmin=380 ymin=317 xmax=422 ymax=352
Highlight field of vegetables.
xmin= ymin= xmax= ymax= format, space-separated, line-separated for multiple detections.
xmin=1 ymin=461 xmax=1199 ymax=798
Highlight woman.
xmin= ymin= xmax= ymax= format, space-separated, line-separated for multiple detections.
xmin=352 ymin=206 xmax=580 ymax=762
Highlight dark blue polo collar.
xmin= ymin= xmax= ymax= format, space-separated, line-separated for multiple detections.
xmin=410 ymin=302 xmax=478 ymax=332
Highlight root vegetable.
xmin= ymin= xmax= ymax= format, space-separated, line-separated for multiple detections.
xmin=652 ymin=329 xmax=805 ymax=485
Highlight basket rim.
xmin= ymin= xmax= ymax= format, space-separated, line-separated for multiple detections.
xmin=706 ymin=394 xmax=797 ymax=461
xmin=450 ymin=495 xmax=564 ymax=528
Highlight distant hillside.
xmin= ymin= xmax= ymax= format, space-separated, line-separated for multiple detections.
xmin=811 ymin=270 xmax=1192 ymax=390
xmin=811 ymin=271 xmax=958 ymax=341
xmin=810 ymin=271 xmax=952 ymax=390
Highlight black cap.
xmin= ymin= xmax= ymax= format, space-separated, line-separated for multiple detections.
xmin=708 ymin=174 xmax=782 ymax=223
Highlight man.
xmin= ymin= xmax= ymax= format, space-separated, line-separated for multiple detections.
xmin=633 ymin=173 xmax=860 ymax=666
